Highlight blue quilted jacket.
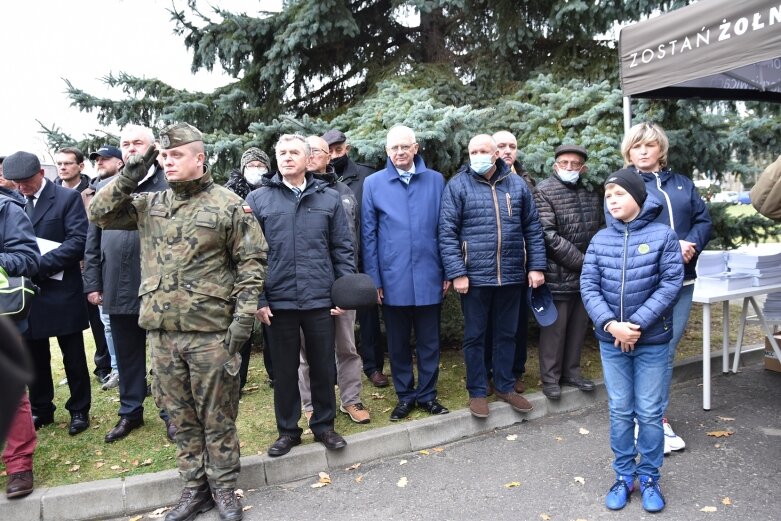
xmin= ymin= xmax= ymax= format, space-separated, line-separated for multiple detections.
xmin=581 ymin=195 xmax=684 ymax=345
xmin=439 ymin=160 xmax=546 ymax=286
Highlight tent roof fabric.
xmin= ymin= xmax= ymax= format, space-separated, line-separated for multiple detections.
xmin=619 ymin=0 xmax=781 ymax=102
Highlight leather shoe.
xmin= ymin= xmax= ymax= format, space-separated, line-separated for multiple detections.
xmin=543 ymin=383 xmax=562 ymax=400
xmin=105 ymin=417 xmax=144 ymax=443
xmin=165 ymin=483 xmax=214 ymax=521
xmin=267 ymin=435 xmax=301 ymax=457
xmin=6 ymin=470 xmax=34 ymax=499
xmin=32 ymin=414 xmax=54 ymax=430
xmin=514 ymin=376 xmax=526 ymax=394
xmin=68 ymin=412 xmax=90 ymax=436
xmin=165 ymin=418 xmax=177 ymax=442
xmin=368 ymin=371 xmax=389 ymax=388
xmin=418 ymin=399 xmax=449 ymax=415
xmin=390 ymin=401 xmax=414 ymax=421
xmin=213 ymin=487 xmax=243 ymax=521
xmin=561 ymin=376 xmax=595 ymax=392
xmin=314 ymin=429 xmax=347 ymax=450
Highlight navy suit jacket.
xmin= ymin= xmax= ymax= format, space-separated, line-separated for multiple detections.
xmin=26 ymin=179 xmax=89 ymax=339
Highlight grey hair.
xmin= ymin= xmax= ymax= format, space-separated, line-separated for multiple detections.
xmin=120 ymin=124 xmax=155 ymax=144
xmin=275 ymin=134 xmax=311 ymax=156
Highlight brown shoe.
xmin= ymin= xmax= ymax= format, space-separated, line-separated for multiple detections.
xmin=368 ymin=371 xmax=389 ymax=388
xmin=495 ymin=391 xmax=534 ymax=413
xmin=6 ymin=470 xmax=33 ymax=499
xmin=340 ymin=403 xmax=371 ymax=424
xmin=469 ymin=397 xmax=489 ymax=418
xmin=514 ymin=377 xmax=526 ymax=394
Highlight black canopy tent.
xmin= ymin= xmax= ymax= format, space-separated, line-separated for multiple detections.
xmin=619 ymin=0 xmax=781 ymax=129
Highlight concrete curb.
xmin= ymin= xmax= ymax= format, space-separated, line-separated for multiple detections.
xmin=1 ymin=346 xmax=765 ymax=521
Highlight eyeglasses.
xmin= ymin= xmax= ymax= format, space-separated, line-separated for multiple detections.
xmin=555 ymin=160 xmax=584 ymax=169
xmin=56 ymin=161 xmax=77 ymax=167
xmin=387 ymin=143 xmax=416 ymax=153
xmin=311 ymin=148 xmax=328 ymax=156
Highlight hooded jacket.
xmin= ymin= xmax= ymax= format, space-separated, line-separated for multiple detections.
xmin=581 ymin=195 xmax=684 ymax=345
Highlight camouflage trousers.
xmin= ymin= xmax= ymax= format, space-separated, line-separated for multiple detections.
xmin=149 ymin=330 xmax=241 ymax=488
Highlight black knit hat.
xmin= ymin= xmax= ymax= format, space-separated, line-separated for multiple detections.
xmin=331 ymin=273 xmax=377 ymax=309
xmin=604 ymin=168 xmax=647 ymax=207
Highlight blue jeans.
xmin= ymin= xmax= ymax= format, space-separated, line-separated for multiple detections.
xmin=600 ymin=340 xmax=668 ymax=480
xmin=662 ymin=283 xmax=694 ymax=413
xmin=461 ymin=285 xmax=522 ymax=397
xmin=98 ymin=306 xmax=117 ymax=371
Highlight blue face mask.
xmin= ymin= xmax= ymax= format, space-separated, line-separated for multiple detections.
xmin=470 ymin=154 xmax=494 ymax=175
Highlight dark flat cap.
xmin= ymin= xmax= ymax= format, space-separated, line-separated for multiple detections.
xmin=89 ymin=145 xmax=122 ymax=161
xmin=321 ymin=129 xmax=347 ymax=146
xmin=2 ymin=151 xmax=41 ymax=180
xmin=554 ymin=144 xmax=588 ymax=161
xmin=331 ymin=273 xmax=377 ymax=309
xmin=159 ymin=123 xmax=203 ymax=149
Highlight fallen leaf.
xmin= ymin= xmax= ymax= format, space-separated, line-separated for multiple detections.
xmin=504 ymin=481 xmax=521 ymax=488
xmin=700 ymin=506 xmax=717 ymax=512
xmin=110 ymin=465 xmax=121 ymax=470
xmin=574 ymin=476 xmax=585 ymax=485
xmin=128 ymin=515 xmax=143 ymax=521
xmin=717 ymin=416 xmax=735 ymax=421
xmin=310 ymin=482 xmax=328 ymax=488
xmin=132 ymin=459 xmax=140 ymax=467
xmin=506 ymin=434 xmax=518 ymax=441
xmin=419 ymin=450 xmax=430 ymax=455
xmin=148 ymin=507 xmax=169 ymax=518
xmin=578 ymin=427 xmax=590 ymax=435
xmin=381 ymin=407 xmax=392 ymax=413
xmin=432 ymin=447 xmax=444 ymax=452
xmin=95 ymin=462 xmax=105 ymax=469
xmin=242 ymin=505 xmax=253 ymax=512
xmin=554 ymin=436 xmax=563 ymax=442
xmin=235 ymin=489 xmax=244 ymax=499
xmin=722 ymin=497 xmax=731 ymax=506
xmin=345 ymin=462 xmax=362 ymax=471
xmin=243 ymin=385 xmax=259 ymax=392
xmin=355 ymin=474 xmax=364 ymax=483
xmin=239 ymin=442 xmax=246 ymax=448
xmin=318 ymin=471 xmax=331 ymax=484
xmin=399 ymin=459 xmax=408 ymax=465
xmin=247 ymin=489 xmax=256 ymax=492
xmin=64 ymin=460 xmax=72 ymax=465
xmin=714 ymin=443 xmax=721 ymax=448
xmin=69 ymin=465 xmax=80 ymax=472
xmin=540 ymin=515 xmax=551 ymax=521
xmin=706 ymin=430 xmax=734 ymax=438
xmin=141 ymin=459 xmax=152 ymax=466
xmin=370 ymin=392 xmax=385 ymax=400
xmin=94 ymin=450 xmax=103 ymax=456
xmin=397 ymin=476 xmax=408 ymax=488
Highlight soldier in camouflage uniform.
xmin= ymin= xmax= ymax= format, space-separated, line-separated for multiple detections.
xmin=89 ymin=123 xmax=267 ymax=521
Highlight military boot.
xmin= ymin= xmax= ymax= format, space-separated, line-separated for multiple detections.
xmin=165 ymin=483 xmax=214 ymax=521
xmin=213 ymin=487 xmax=243 ymax=521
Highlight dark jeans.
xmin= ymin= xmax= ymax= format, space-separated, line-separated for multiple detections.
xmin=382 ymin=303 xmax=441 ymax=404
xmin=267 ymin=308 xmax=336 ymax=438
xmin=485 ymin=283 xmax=528 ymax=379
xmin=110 ymin=314 xmax=147 ymax=420
xmin=356 ymin=304 xmax=385 ymax=376
xmin=27 ymin=332 xmax=91 ymax=417
xmin=462 ymin=285 xmax=523 ymax=397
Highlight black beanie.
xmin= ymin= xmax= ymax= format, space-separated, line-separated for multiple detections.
xmin=604 ymin=168 xmax=647 ymax=207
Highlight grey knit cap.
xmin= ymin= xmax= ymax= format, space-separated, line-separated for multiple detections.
xmin=240 ymin=147 xmax=270 ymax=173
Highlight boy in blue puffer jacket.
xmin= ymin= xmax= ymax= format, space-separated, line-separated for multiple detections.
xmin=581 ymin=169 xmax=683 ymax=513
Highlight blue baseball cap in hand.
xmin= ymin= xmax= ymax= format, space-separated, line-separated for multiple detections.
xmin=527 ymin=284 xmax=558 ymax=327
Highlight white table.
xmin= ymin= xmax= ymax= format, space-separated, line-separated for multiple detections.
xmin=692 ymin=281 xmax=781 ymax=410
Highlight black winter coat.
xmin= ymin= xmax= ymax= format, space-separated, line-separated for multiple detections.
xmin=533 ymin=173 xmax=603 ymax=296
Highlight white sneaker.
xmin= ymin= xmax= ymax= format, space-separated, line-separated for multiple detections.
xmin=663 ymin=418 xmax=686 ymax=453
xmin=101 ymin=370 xmax=120 ymax=390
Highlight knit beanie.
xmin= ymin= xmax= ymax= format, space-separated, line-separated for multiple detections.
xmin=240 ymin=147 xmax=270 ymax=174
xmin=604 ymin=168 xmax=647 ymax=207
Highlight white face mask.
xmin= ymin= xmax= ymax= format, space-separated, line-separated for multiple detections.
xmin=557 ymin=169 xmax=580 ymax=184
xmin=244 ymin=167 xmax=267 ymax=187
xmin=470 ymin=154 xmax=495 ymax=175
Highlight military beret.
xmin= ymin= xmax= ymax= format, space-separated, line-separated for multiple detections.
xmin=2 ymin=151 xmax=41 ymax=180
xmin=240 ymin=147 xmax=271 ymax=173
xmin=321 ymin=129 xmax=347 ymax=146
xmin=158 ymin=123 xmax=203 ymax=149
xmin=331 ymin=273 xmax=377 ymax=310
xmin=554 ymin=144 xmax=588 ymax=161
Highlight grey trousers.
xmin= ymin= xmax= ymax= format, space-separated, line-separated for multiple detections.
xmin=538 ymin=294 xmax=590 ymax=385
xmin=299 ymin=310 xmax=362 ymax=411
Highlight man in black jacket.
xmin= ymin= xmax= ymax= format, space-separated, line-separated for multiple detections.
xmin=247 ymin=134 xmax=355 ymax=457
xmin=83 ymin=126 xmax=173 ymax=442
xmin=321 ymin=129 xmax=388 ymax=388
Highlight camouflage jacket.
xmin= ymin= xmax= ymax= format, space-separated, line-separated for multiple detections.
xmin=88 ymin=171 xmax=267 ymax=332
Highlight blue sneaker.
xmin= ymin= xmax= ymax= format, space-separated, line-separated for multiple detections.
xmin=605 ymin=475 xmax=634 ymax=510
xmin=639 ymin=475 xmax=666 ymax=512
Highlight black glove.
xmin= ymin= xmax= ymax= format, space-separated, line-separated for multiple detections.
xmin=123 ymin=145 xmax=159 ymax=183
xmin=224 ymin=315 xmax=254 ymax=356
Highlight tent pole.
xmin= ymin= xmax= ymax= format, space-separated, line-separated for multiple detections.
xmin=623 ymin=96 xmax=632 ymax=134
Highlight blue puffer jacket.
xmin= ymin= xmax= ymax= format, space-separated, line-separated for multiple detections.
xmin=581 ymin=195 xmax=684 ymax=345
xmin=246 ymin=172 xmax=355 ymax=310
xmin=634 ymin=166 xmax=712 ymax=281
xmin=439 ymin=159 xmax=546 ymax=286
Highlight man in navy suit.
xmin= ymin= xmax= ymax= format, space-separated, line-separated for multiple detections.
xmin=3 ymin=151 xmax=91 ymax=435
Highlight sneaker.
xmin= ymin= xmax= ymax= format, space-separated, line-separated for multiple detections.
xmin=605 ymin=475 xmax=634 ymax=510
xmin=303 ymin=410 xmax=312 ymax=424
xmin=494 ymin=391 xmax=533 ymax=413
xmin=639 ymin=475 xmax=666 ymax=512
xmin=340 ymin=403 xmax=371 ymax=424
xmin=101 ymin=370 xmax=119 ymax=390
xmin=468 ymin=397 xmax=489 ymax=418
xmin=663 ymin=418 xmax=686 ymax=453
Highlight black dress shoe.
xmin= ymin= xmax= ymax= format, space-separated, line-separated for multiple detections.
xmin=105 ymin=417 xmax=144 ymax=443
xmin=165 ymin=483 xmax=214 ymax=521
xmin=68 ymin=412 xmax=90 ymax=436
xmin=314 ymin=429 xmax=347 ymax=450
xmin=390 ymin=401 xmax=414 ymax=421
xmin=32 ymin=414 xmax=54 ymax=430
xmin=267 ymin=435 xmax=301 ymax=457
xmin=561 ymin=376 xmax=596 ymax=392
xmin=418 ymin=399 xmax=449 ymax=415
xmin=542 ymin=383 xmax=562 ymax=400
xmin=213 ymin=487 xmax=243 ymax=521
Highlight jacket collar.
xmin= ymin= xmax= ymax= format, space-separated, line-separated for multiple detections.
xmin=633 ymin=165 xmax=672 ymax=183
xmin=607 ymin=192 xmax=663 ymax=233
xmin=383 ymin=154 xmax=428 ymax=182
xmin=168 ymin=171 xmax=213 ymax=198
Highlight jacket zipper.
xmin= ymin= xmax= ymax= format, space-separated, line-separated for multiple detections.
xmin=653 ymin=173 xmax=675 ymax=231
xmin=477 ymin=174 xmax=505 ymax=285
xmin=506 ymin=193 xmax=512 ymax=217
xmin=620 ymin=225 xmax=628 ymax=321
xmin=462 ymin=241 xmax=468 ymax=266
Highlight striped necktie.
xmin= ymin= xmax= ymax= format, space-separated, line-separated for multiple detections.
xmin=399 ymin=171 xmax=412 ymax=185
xmin=291 ymin=186 xmax=302 ymax=199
